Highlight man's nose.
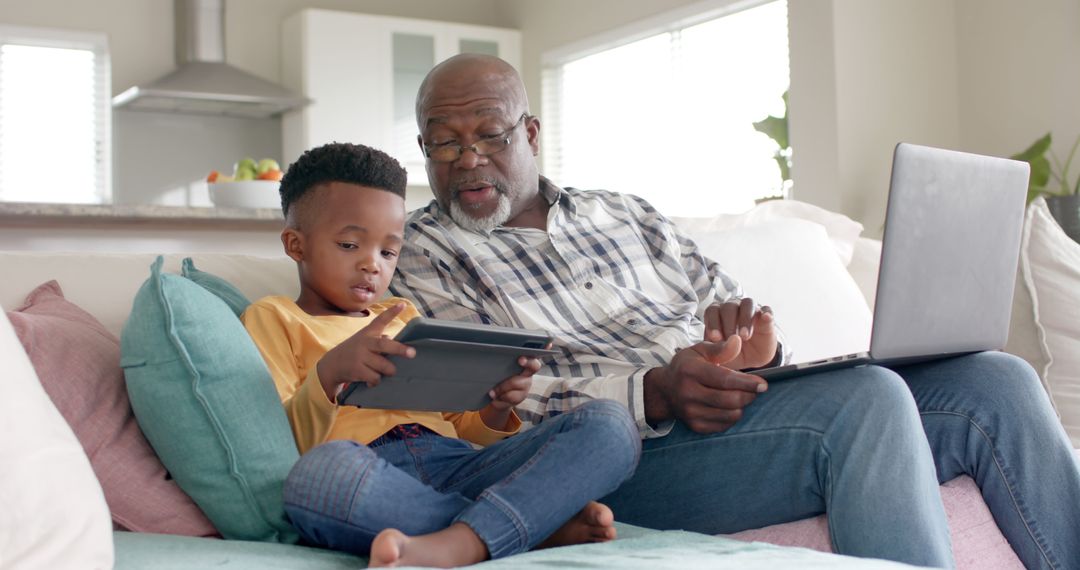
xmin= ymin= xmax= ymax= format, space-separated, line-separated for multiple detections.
xmin=456 ymin=146 xmax=486 ymax=169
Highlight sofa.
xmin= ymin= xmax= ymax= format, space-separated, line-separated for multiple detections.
xmin=2 ymin=198 xmax=1077 ymax=569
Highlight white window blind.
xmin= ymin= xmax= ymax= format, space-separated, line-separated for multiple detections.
xmin=542 ymin=0 xmax=788 ymax=217
xmin=0 ymin=26 xmax=111 ymax=204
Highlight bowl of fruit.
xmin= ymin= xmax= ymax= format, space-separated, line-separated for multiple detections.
xmin=208 ymin=158 xmax=284 ymax=210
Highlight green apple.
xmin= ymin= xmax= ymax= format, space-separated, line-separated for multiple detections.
xmin=256 ymin=158 xmax=281 ymax=175
xmin=235 ymin=157 xmax=258 ymax=181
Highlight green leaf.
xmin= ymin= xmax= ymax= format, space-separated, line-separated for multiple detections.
xmin=1011 ymin=132 xmax=1052 ymax=163
xmin=1028 ymin=154 xmax=1052 ymax=189
xmin=773 ymin=153 xmax=790 ymax=182
xmin=1012 ymin=133 xmax=1053 ymax=202
xmin=753 ymin=115 xmax=788 ymax=150
xmin=1027 ymin=186 xmax=1047 ymax=204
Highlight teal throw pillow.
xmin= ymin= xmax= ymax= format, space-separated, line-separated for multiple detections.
xmin=120 ymin=256 xmax=299 ymax=543
xmin=180 ymin=257 xmax=251 ymax=316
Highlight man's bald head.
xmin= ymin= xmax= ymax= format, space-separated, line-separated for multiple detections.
xmin=415 ymin=54 xmax=530 ymax=128
xmin=413 ymin=54 xmax=546 ymax=232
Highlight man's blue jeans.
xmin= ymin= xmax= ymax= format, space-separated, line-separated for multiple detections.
xmin=601 ymin=351 xmax=1080 ymax=569
xmin=282 ymin=399 xmax=640 ymax=559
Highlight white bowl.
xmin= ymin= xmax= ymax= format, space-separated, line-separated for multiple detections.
xmin=209 ymin=181 xmax=281 ymax=210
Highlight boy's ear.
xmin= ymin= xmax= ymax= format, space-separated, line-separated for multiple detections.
xmin=281 ymin=228 xmax=304 ymax=262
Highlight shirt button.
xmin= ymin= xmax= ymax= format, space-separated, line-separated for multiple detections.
xmin=584 ymin=281 xmax=593 ymax=290
xmin=627 ymin=318 xmax=637 ymax=325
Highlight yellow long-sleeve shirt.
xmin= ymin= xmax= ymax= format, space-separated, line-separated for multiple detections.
xmin=241 ymin=296 xmax=520 ymax=454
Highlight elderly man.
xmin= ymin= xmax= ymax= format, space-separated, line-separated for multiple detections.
xmin=388 ymin=53 xmax=1079 ymax=569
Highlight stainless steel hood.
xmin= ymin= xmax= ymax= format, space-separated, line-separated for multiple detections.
xmin=112 ymin=0 xmax=309 ymax=119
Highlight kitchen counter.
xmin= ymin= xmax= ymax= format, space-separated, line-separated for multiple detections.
xmin=0 ymin=202 xmax=283 ymax=229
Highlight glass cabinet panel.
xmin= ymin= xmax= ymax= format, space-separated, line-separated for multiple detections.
xmin=459 ymin=39 xmax=499 ymax=57
xmin=393 ymin=33 xmax=435 ymax=167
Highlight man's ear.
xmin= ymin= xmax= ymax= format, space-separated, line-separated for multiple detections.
xmin=526 ymin=115 xmax=541 ymax=156
xmin=416 ymin=133 xmax=425 ymax=155
xmin=281 ymin=227 xmax=304 ymax=263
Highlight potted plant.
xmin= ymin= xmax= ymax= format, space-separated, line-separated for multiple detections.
xmin=1012 ymin=132 xmax=1080 ymax=242
xmin=753 ymin=90 xmax=791 ymax=203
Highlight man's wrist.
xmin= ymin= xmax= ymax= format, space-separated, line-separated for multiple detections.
xmin=643 ymin=367 xmax=672 ymax=425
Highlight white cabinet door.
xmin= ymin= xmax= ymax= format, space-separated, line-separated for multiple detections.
xmin=282 ymin=10 xmax=521 ymax=187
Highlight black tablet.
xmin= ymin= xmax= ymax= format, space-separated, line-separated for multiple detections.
xmin=336 ymin=318 xmax=558 ymax=411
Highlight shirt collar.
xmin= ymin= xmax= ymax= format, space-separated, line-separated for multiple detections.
xmin=539 ymin=175 xmax=577 ymax=218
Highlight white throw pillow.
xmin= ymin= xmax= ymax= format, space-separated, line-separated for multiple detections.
xmin=1009 ymin=199 xmax=1080 ymax=446
xmin=848 ymin=237 xmax=883 ymax=310
xmin=0 ymin=308 xmax=113 ymax=569
xmin=671 ymin=199 xmax=865 ymax=266
xmin=684 ymin=218 xmax=873 ymax=364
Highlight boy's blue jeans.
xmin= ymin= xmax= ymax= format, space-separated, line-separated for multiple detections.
xmin=282 ymin=399 xmax=640 ymax=559
xmin=601 ymin=351 xmax=1080 ymax=569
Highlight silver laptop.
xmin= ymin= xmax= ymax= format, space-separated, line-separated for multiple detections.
xmin=755 ymin=142 xmax=1030 ymax=380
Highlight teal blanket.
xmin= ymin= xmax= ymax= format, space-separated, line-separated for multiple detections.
xmin=115 ymin=524 xmax=916 ymax=569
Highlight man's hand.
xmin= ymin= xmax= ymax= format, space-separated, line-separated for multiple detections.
xmin=703 ymin=298 xmax=778 ymax=369
xmin=479 ymin=356 xmax=541 ymax=431
xmin=643 ymin=335 xmax=768 ymax=433
xmin=316 ymin=303 xmax=416 ymax=402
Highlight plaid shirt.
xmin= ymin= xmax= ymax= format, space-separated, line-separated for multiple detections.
xmin=391 ymin=177 xmax=785 ymax=438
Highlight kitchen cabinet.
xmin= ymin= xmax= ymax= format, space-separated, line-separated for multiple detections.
xmin=281 ymin=10 xmax=521 ymax=186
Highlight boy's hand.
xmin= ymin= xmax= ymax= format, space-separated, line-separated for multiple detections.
xmin=479 ymin=355 xmax=542 ymax=430
xmin=316 ymin=303 xmax=416 ymax=403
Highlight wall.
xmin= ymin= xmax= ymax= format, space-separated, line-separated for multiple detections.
xmin=0 ymin=0 xmax=507 ymax=99
xmin=955 ymin=0 xmax=1080 ymax=164
xmin=828 ymin=0 xmax=960 ymax=233
xmin=112 ymin=111 xmax=281 ymax=206
xmin=4 ymin=0 xmax=1079 ymax=246
xmin=0 ymin=0 xmax=507 ymax=208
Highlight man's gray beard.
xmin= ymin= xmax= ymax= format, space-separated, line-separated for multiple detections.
xmin=448 ymin=192 xmax=513 ymax=233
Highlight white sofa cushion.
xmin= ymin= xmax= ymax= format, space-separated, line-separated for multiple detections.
xmin=0 ymin=307 xmax=113 ymax=569
xmin=674 ymin=210 xmax=872 ymax=364
xmin=1006 ymin=198 xmax=1080 ymax=446
xmin=848 ymin=237 xmax=883 ymax=310
xmin=672 ymin=199 xmax=866 ymax=266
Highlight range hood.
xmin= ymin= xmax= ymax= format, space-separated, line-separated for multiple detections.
xmin=113 ymin=0 xmax=309 ymax=119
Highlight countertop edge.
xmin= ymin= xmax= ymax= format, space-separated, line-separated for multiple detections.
xmin=0 ymin=202 xmax=284 ymax=229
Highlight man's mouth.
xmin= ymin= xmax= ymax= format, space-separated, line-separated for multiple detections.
xmin=453 ymin=181 xmax=499 ymax=207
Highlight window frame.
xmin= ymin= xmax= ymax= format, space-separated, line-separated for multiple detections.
xmin=0 ymin=24 xmax=112 ymax=204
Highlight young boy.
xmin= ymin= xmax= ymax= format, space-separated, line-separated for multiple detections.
xmin=240 ymin=142 xmax=641 ymax=568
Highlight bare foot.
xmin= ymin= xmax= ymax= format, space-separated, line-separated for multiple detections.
xmin=368 ymin=523 xmax=488 ymax=568
xmin=537 ymin=501 xmax=617 ymax=549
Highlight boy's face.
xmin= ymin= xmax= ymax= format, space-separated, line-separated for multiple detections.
xmin=284 ymin=182 xmax=405 ymax=316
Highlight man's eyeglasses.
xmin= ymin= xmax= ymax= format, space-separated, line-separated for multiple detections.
xmin=422 ymin=113 xmax=529 ymax=163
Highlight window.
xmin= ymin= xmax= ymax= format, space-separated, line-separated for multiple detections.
xmin=542 ymin=0 xmax=789 ymax=217
xmin=0 ymin=26 xmax=111 ymax=204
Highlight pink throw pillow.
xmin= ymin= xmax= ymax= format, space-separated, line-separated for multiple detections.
xmin=7 ymin=281 xmax=217 ymax=537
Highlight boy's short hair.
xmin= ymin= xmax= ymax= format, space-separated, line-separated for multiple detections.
xmin=279 ymin=142 xmax=407 ymax=221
